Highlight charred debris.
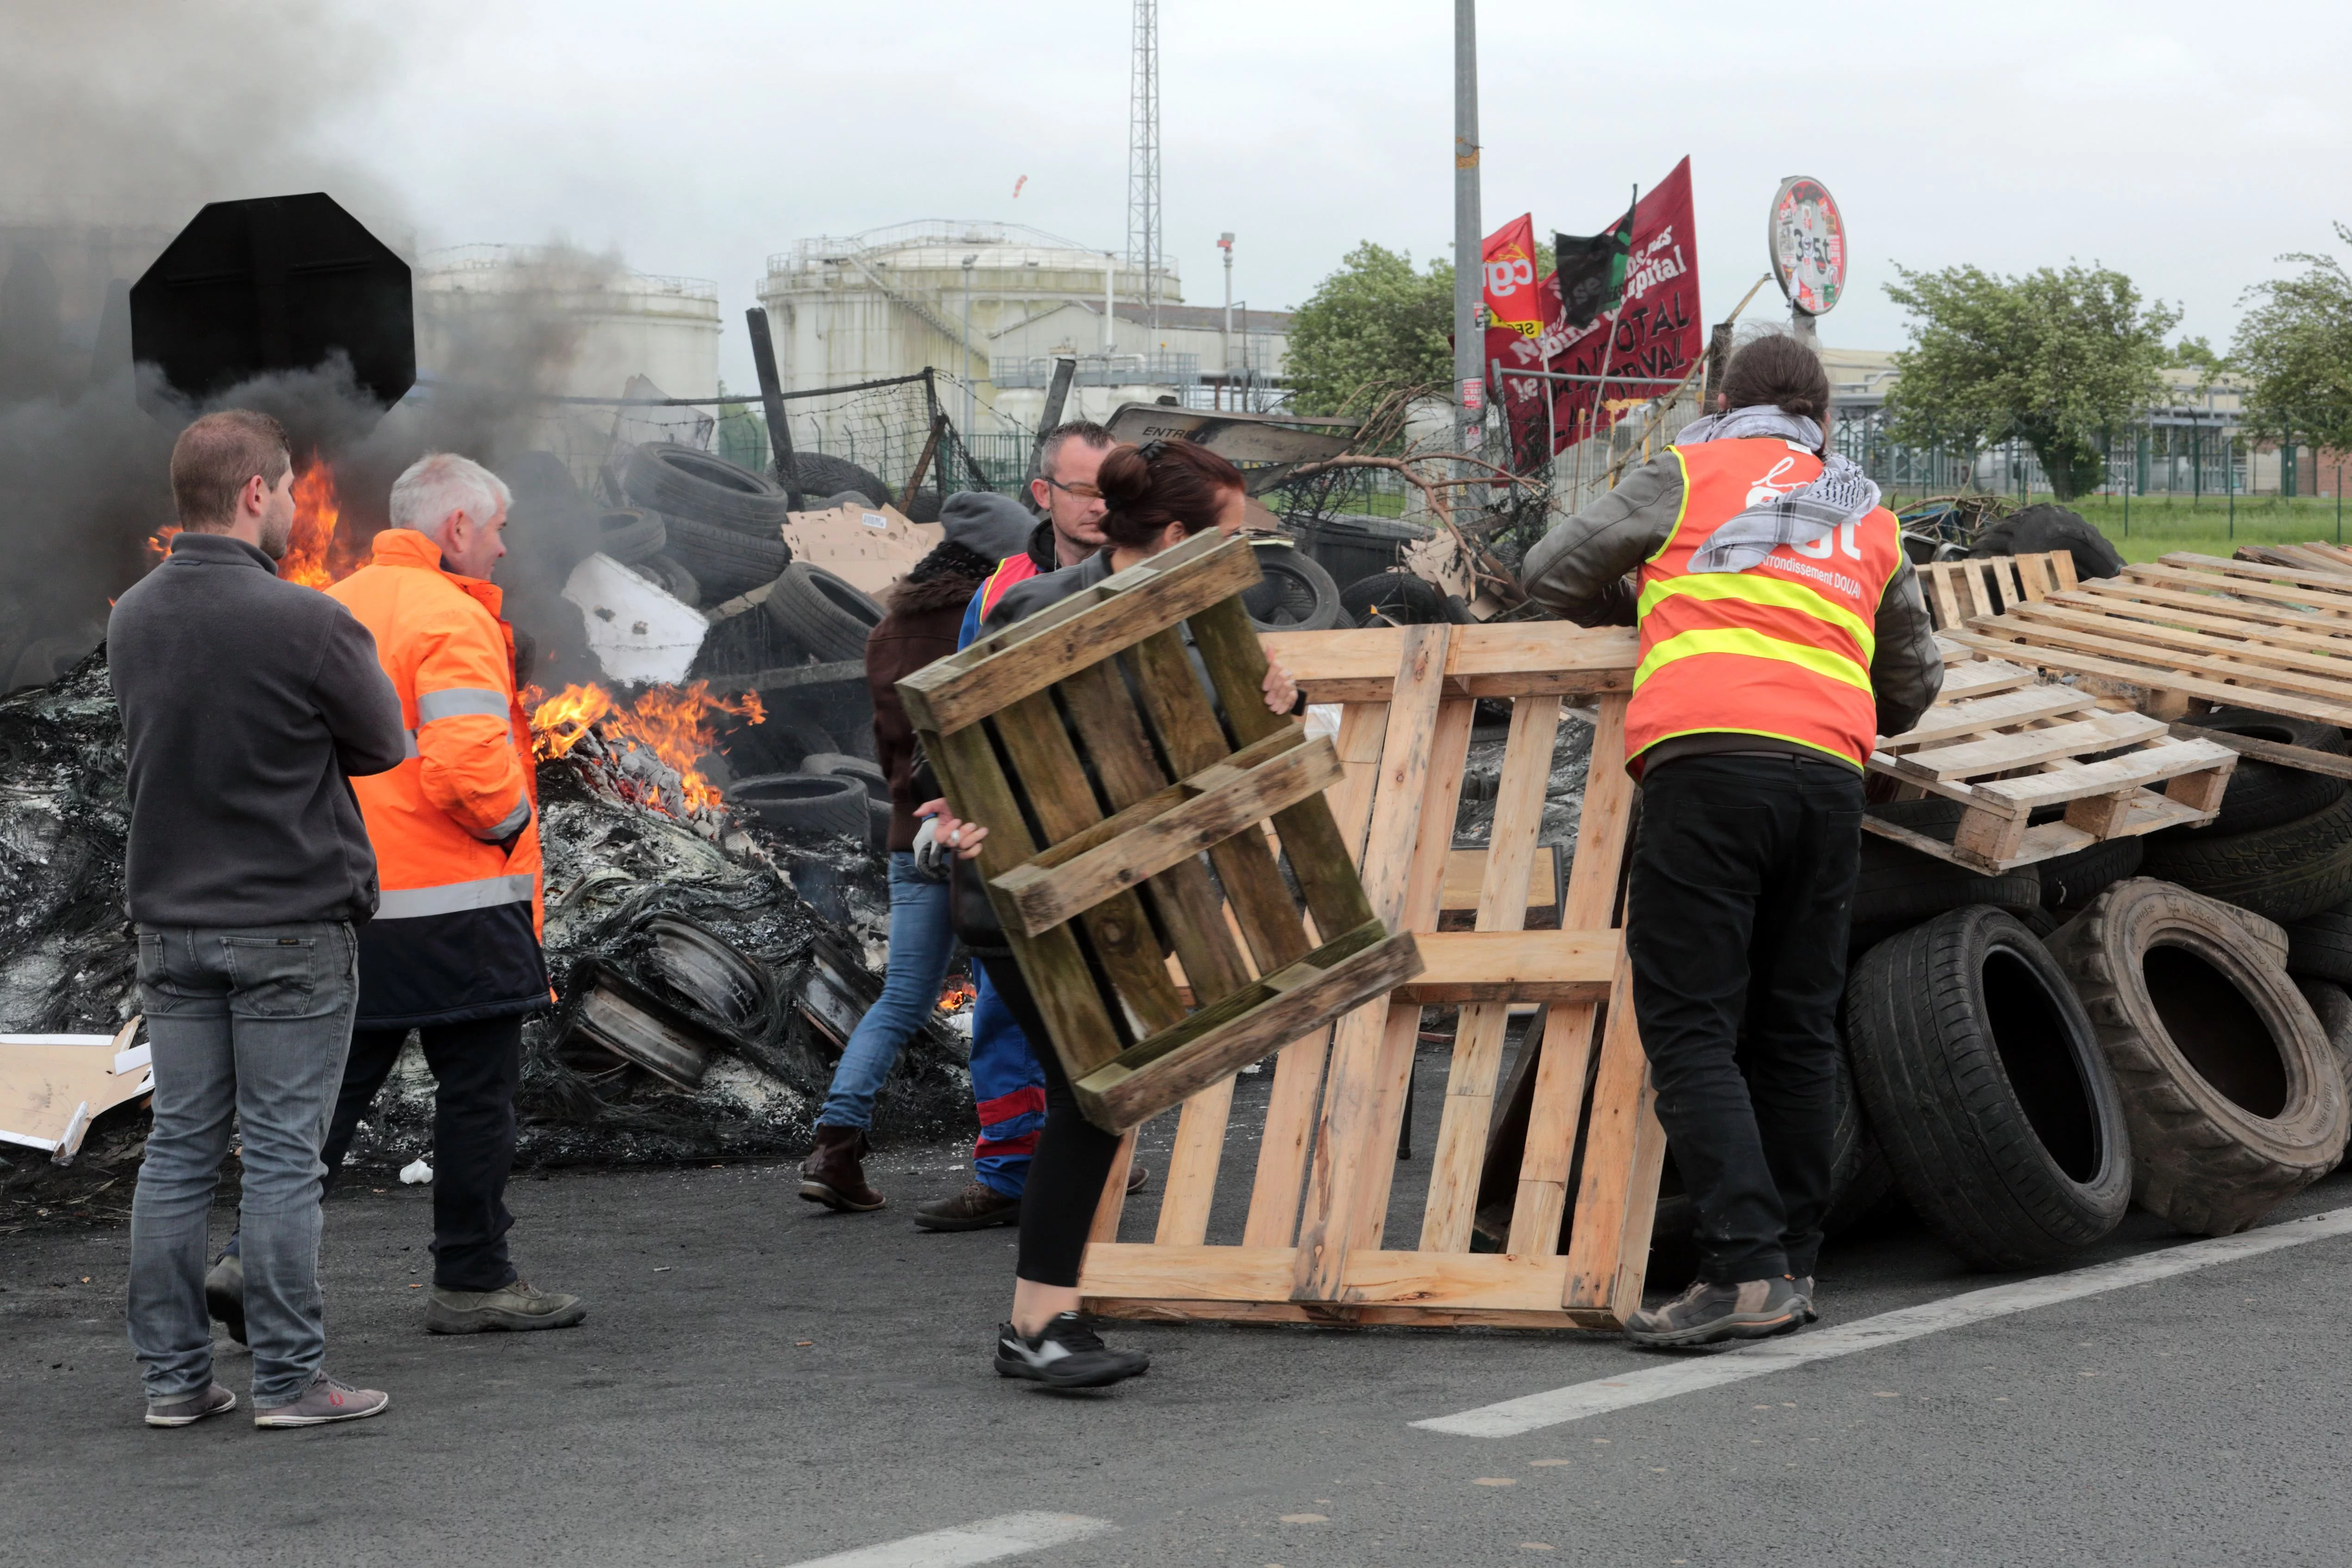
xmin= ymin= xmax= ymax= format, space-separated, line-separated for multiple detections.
xmin=0 ymin=648 xmax=974 ymax=1207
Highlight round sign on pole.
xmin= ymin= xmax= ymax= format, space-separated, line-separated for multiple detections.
xmin=1768 ymin=176 xmax=1846 ymax=317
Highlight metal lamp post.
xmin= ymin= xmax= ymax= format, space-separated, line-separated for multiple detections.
xmin=1219 ymin=231 xmax=1235 ymax=410
xmin=961 ymin=253 xmax=978 ymax=440
xmin=1452 ymin=0 xmax=1483 ymax=459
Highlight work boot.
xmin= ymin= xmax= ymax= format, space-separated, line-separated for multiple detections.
xmin=425 ymin=1279 xmax=587 ymax=1335
xmin=253 ymin=1370 xmax=389 ymax=1428
xmin=145 ymin=1382 xmax=237 ymax=1428
xmin=994 ymin=1312 xmax=1150 ymax=1389
xmin=205 ymin=1251 xmax=247 ymax=1347
xmin=799 ymin=1124 xmax=885 ymax=1212
xmin=914 ymin=1179 xmax=1022 ymax=1232
xmin=1624 ymin=1276 xmax=1808 ymax=1350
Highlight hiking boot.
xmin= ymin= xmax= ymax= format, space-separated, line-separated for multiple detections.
xmin=1624 ymin=1276 xmax=1808 ymax=1350
xmin=1795 ymin=1275 xmax=1818 ymax=1324
xmin=994 ymin=1312 xmax=1150 ymax=1389
xmin=914 ymin=1179 xmax=1021 ymax=1232
xmin=145 ymin=1382 xmax=236 ymax=1428
xmin=799 ymin=1124 xmax=885 ymax=1213
xmin=425 ymin=1279 xmax=587 ymax=1335
xmin=205 ymin=1251 xmax=247 ymax=1347
xmin=253 ymin=1371 xmax=388 ymax=1428
xmin=1125 ymin=1162 xmax=1151 ymax=1195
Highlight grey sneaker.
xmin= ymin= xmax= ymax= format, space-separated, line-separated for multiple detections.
xmin=145 ymin=1382 xmax=237 ymax=1427
xmin=426 ymin=1279 xmax=587 ymax=1335
xmin=253 ymin=1371 xmax=388 ymax=1428
xmin=1624 ymin=1276 xmax=1808 ymax=1350
xmin=1795 ymin=1275 xmax=1818 ymax=1324
xmin=205 ymin=1252 xmax=246 ymax=1346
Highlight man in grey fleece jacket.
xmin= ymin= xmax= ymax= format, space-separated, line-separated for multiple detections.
xmin=108 ymin=410 xmax=407 ymax=1429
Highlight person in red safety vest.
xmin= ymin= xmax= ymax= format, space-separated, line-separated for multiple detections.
xmin=1522 ymin=334 xmax=1942 ymax=1350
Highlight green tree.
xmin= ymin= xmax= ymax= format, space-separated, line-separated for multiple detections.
xmin=1283 ymin=242 xmax=1455 ymax=414
xmin=2168 ymin=335 xmax=2228 ymax=375
xmin=1883 ymin=262 xmax=2178 ymax=501
xmin=2231 ymin=223 xmax=2352 ymax=454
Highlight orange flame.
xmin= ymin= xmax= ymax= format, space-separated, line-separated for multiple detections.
xmin=278 ymin=463 xmax=346 ymax=588
xmin=937 ymin=975 xmax=977 ymax=1014
xmin=526 ymin=680 xmax=765 ymax=816
xmin=144 ymin=460 xmax=360 ymax=586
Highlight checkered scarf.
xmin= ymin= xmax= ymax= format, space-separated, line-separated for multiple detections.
xmin=1673 ymin=407 xmax=1880 ymax=574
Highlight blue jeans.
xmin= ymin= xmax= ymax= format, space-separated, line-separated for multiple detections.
xmin=817 ymin=853 xmax=955 ymax=1130
xmin=127 ymin=922 xmax=358 ymax=1409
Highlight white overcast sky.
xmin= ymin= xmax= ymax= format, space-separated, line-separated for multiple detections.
xmin=300 ymin=0 xmax=2349 ymax=386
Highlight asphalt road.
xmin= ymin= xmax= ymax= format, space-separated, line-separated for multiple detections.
xmin=8 ymin=1124 xmax=2351 ymax=1568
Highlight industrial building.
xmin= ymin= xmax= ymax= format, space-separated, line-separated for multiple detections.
xmin=755 ymin=220 xmax=1291 ymax=449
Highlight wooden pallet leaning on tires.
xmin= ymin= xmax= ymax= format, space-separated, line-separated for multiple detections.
xmin=1867 ymin=640 xmax=2239 ymax=874
xmin=1916 ymin=550 xmax=2078 ymax=631
xmin=896 ymin=529 xmax=1423 ymax=1136
xmin=1073 ymin=620 xmax=1668 ymax=1332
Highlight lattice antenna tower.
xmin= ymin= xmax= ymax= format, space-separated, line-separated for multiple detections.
xmin=1126 ymin=0 xmax=1161 ymax=337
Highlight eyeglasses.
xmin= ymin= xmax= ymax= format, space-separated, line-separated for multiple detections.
xmin=1041 ymin=474 xmax=1103 ymax=500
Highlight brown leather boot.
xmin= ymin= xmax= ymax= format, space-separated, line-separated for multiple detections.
xmin=799 ymin=1125 xmax=885 ymax=1212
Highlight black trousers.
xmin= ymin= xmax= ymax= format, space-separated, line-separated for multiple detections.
xmin=1626 ymin=753 xmax=1863 ymax=1284
xmin=319 ymin=1014 xmax=525 ymax=1292
xmin=975 ymin=957 xmax=1123 ymax=1289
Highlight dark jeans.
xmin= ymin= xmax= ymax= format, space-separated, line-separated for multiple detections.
xmin=229 ymin=1014 xmax=525 ymax=1291
xmin=129 ymin=922 xmax=357 ymax=1408
xmin=1626 ymin=753 xmax=1864 ymax=1284
xmin=977 ymin=957 xmax=1123 ymax=1289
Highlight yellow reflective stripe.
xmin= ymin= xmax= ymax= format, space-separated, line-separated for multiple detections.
xmin=1634 ymin=628 xmax=1873 ymax=693
xmin=1645 ymin=448 xmax=1694 ymax=565
xmin=1636 ymin=572 xmax=1877 ymax=665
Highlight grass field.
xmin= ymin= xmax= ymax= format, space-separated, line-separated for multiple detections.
xmin=1325 ymin=482 xmax=2352 ymax=569
xmin=1888 ymin=493 xmax=2352 ymax=565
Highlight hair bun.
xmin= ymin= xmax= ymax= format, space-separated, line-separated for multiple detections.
xmin=1093 ymin=443 xmax=1153 ymax=509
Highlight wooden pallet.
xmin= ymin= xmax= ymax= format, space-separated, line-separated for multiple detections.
xmin=896 ymin=530 xmax=1422 ymax=1135
xmin=1868 ymin=643 xmax=2237 ymax=872
xmin=1952 ymin=551 xmax=2352 ymax=731
xmin=1917 ymin=550 xmax=2078 ymax=631
xmin=1074 ymin=621 xmax=1666 ymax=1332
xmin=2234 ymin=541 xmax=2352 ymax=577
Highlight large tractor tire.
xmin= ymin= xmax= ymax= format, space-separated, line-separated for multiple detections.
xmin=2046 ymin=877 xmax=2349 ymax=1234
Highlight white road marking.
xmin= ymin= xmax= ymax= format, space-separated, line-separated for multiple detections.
xmin=783 ymin=1512 xmax=1112 ymax=1568
xmin=1415 ymin=1204 xmax=2352 ymax=1438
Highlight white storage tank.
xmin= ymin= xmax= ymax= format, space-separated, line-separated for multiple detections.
xmin=416 ymin=244 xmax=721 ymax=401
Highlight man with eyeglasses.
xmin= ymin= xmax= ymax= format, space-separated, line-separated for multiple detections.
xmin=918 ymin=421 xmax=1124 ymax=1231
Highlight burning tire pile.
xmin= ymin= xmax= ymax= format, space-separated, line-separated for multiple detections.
xmin=1815 ymin=758 xmax=2352 ymax=1268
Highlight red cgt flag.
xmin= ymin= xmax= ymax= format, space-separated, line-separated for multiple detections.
xmin=1481 ymin=212 xmax=1546 ymax=339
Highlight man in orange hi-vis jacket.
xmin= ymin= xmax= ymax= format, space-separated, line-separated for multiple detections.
xmin=263 ymin=452 xmax=581 ymax=1337
xmin=1522 ymin=335 xmax=1941 ymax=1351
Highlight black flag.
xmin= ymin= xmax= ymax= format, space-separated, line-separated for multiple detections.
xmin=1554 ymin=196 xmax=1636 ymax=330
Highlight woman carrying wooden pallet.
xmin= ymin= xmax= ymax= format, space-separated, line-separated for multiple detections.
xmin=1521 ymin=334 xmax=1944 ymax=1348
xmin=917 ymin=439 xmax=1301 ymax=1389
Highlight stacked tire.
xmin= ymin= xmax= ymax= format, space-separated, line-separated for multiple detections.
xmin=1783 ymin=753 xmax=2352 ymax=1273
xmin=620 ymin=442 xmax=793 ymax=602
